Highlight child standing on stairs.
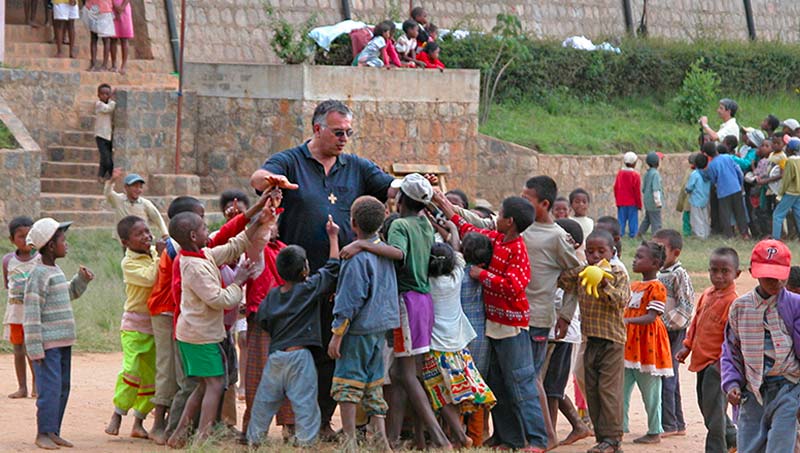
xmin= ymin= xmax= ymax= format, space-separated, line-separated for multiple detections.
xmin=105 ymin=169 xmax=169 ymax=242
xmin=95 ymin=83 xmax=115 ymax=182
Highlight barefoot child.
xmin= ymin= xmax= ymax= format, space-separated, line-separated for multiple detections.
xmin=110 ymin=0 xmax=133 ymax=74
xmin=105 ymin=216 xmax=163 ymax=438
xmin=81 ymin=0 xmax=114 ymax=70
xmin=676 ymin=247 xmax=741 ymax=452
xmin=722 ymin=240 xmax=800 ymax=452
xmin=3 ymin=217 xmax=39 ymax=399
xmin=52 ymin=0 xmax=78 ymax=57
xmin=23 ymin=218 xmax=94 ymax=449
xmin=623 ymin=241 xmax=673 ymax=444
xmin=327 ymin=196 xmax=399 ymax=450
xmin=95 ymin=84 xmax=115 ymax=182
xmin=559 ymin=230 xmax=631 ymax=453
xmin=165 ymin=208 xmax=271 ymax=447
xmin=247 ymin=216 xmax=340 ymax=446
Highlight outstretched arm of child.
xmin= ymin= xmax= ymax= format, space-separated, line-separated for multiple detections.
xmin=340 ymin=239 xmax=403 ymax=261
xmin=624 ymin=308 xmax=659 ymax=325
xmin=69 ymin=266 xmax=94 ymax=300
xmin=104 ymin=169 xmax=124 ymax=206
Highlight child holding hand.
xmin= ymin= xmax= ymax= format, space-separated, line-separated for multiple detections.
xmin=24 ymin=218 xmax=95 ymax=450
xmin=623 ymin=241 xmax=673 ymax=444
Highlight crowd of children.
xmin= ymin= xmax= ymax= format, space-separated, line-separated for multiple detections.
xmin=9 ymin=155 xmax=800 ymax=453
xmin=355 ymin=6 xmax=446 ymax=70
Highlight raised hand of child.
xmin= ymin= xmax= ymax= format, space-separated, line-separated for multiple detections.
xmin=111 ymin=168 xmax=124 ymax=182
xmin=224 ymin=198 xmax=243 ymax=218
xmin=78 ymin=265 xmax=95 ymax=282
xmin=233 ymin=259 xmax=256 ymax=286
xmin=328 ymin=334 xmax=343 ymax=360
xmin=326 ymin=215 xmax=340 ymax=238
xmin=675 ymin=346 xmax=690 ymax=364
xmin=264 ymin=174 xmax=299 ymax=191
xmin=727 ymin=387 xmax=741 ymax=406
xmin=155 ymin=237 xmax=167 ymax=256
xmin=579 ymin=265 xmax=613 ymax=298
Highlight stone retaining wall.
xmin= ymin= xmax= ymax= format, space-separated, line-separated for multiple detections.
xmin=0 ymin=94 xmax=41 ymax=226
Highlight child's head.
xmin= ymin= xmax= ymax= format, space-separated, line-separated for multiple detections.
xmin=722 ymin=135 xmax=738 ymax=153
xmin=219 ymin=189 xmax=250 ymax=221
xmin=632 ymin=241 xmax=665 ymax=275
xmin=117 ymin=215 xmax=152 ymax=254
xmin=402 ymin=19 xmax=419 ymax=38
xmin=787 ymin=266 xmax=800 ymax=294
xmin=584 ymin=230 xmax=615 ymax=266
xmin=168 ymin=196 xmax=205 ymax=219
xmin=8 ymin=216 xmax=34 ymax=254
xmin=569 ymin=188 xmax=590 ymax=217
xmin=350 ymin=195 xmax=386 ymax=237
xmin=392 ymin=173 xmax=433 ymax=214
xmin=771 ymin=133 xmax=785 ymax=152
xmin=373 ymin=21 xmax=394 ymax=40
xmin=595 ymin=216 xmax=622 ymax=255
xmin=522 ymin=175 xmax=557 ymax=218
xmin=708 ymin=247 xmax=740 ymax=290
xmin=461 ymin=232 xmax=493 ymax=267
xmin=410 ymin=6 xmax=427 ymax=24
xmin=445 ymin=189 xmax=469 ymax=209
xmin=757 ymin=138 xmax=772 ymax=158
xmin=645 ymin=151 xmax=659 ymax=168
xmin=123 ymin=173 xmax=146 ymax=202
xmin=787 ymin=138 xmax=800 ymax=157
xmin=497 ymin=196 xmax=535 ymax=235
xmin=97 ymin=83 xmax=112 ymax=102
xmin=169 ymin=212 xmax=208 ymax=251
xmin=424 ymin=23 xmax=438 ymax=40
xmin=623 ymin=151 xmax=637 ymax=168
xmin=694 ymin=153 xmax=709 ymax=170
xmin=276 ymin=245 xmax=309 ymax=283
xmin=652 ymin=229 xmax=682 ymax=268
xmin=716 ymin=144 xmax=729 ymax=156
xmin=423 ymin=41 xmax=440 ymax=59
xmin=746 ymin=129 xmax=765 ymax=149
xmin=750 ymin=239 xmax=791 ymax=296
xmin=552 ymin=197 xmax=570 ymax=220
xmin=782 ymin=119 xmax=800 ymax=136
xmin=380 ymin=213 xmax=400 ymax=241
xmin=429 ymin=242 xmax=456 ymax=278
xmin=702 ymin=141 xmax=718 ymax=157
xmin=555 ymin=218 xmax=583 ymax=250
xmin=762 ymin=114 xmax=780 ymax=134
xmin=27 ymin=218 xmax=71 ymax=259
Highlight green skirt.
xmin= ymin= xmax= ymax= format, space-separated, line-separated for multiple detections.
xmin=177 ymin=341 xmax=224 ymax=377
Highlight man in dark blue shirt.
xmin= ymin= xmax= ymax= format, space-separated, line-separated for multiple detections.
xmin=249 ymin=99 xmax=394 ymax=438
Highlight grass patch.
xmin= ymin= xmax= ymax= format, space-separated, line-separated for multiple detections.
xmin=0 ymin=226 xmax=798 ymax=354
xmin=0 ymin=120 xmax=19 ymax=149
xmin=480 ymin=92 xmax=798 ymax=155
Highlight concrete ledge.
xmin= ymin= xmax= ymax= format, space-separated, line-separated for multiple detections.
xmin=183 ymin=63 xmax=480 ymax=104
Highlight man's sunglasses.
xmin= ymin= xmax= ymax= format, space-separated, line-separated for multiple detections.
xmin=330 ymin=128 xmax=355 ymax=138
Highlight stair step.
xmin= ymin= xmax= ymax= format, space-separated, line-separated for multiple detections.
xmin=48 ymin=145 xmax=97 ymax=163
xmin=40 ymin=194 xmax=106 ymax=211
xmin=41 ymin=209 xmax=116 ymax=227
xmin=5 ymin=41 xmax=141 ymax=60
xmin=42 ymin=161 xmax=99 ymax=179
xmin=4 ymin=24 xmax=53 ymax=43
xmin=41 ymin=177 xmax=103 ymax=195
xmin=4 ymin=56 xmax=166 ymax=74
xmin=62 ymin=130 xmax=96 ymax=147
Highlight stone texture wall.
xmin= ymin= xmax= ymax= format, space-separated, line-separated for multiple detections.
xmin=178 ymin=0 xmax=800 ymax=65
xmin=0 ymin=95 xmax=41 ymax=226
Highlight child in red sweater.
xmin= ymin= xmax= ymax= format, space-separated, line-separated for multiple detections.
xmin=436 ymin=193 xmax=547 ymax=451
xmin=614 ymin=152 xmax=642 ymax=238
xmin=417 ymin=42 xmax=445 ymax=70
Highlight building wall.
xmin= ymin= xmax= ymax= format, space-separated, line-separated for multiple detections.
xmin=0 ymin=94 xmax=41 ymax=226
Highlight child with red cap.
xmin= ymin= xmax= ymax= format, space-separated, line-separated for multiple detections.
xmin=721 ymin=239 xmax=800 ymax=452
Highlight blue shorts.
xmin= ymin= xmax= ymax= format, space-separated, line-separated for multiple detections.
xmin=331 ymin=333 xmax=388 ymax=416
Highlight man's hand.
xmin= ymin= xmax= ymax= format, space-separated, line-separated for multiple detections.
xmin=264 ymin=175 xmax=299 ymax=191
xmin=699 ymin=116 xmax=709 ymax=126
xmin=468 ymin=265 xmax=483 ymax=280
xmin=328 ymin=334 xmax=343 ymax=359
xmin=675 ymin=346 xmax=690 ymax=364
xmin=78 ymin=265 xmax=95 ymax=282
xmin=554 ymin=318 xmax=570 ymax=340
xmin=326 ymin=215 xmax=339 ymax=238
xmin=727 ymin=387 xmax=741 ymax=406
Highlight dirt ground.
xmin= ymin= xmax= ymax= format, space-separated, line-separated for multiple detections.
xmin=0 ymin=275 xmax=758 ymax=453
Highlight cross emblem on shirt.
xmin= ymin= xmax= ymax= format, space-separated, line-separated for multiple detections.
xmin=328 ymin=193 xmax=337 ymax=204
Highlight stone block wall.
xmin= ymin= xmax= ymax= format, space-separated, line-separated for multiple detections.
xmin=0 ymin=95 xmax=41 ymax=226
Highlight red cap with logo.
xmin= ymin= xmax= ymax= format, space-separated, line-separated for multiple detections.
xmin=750 ymin=239 xmax=792 ymax=280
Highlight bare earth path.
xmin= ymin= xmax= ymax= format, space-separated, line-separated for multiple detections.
xmin=0 ymin=277 xmax=757 ymax=452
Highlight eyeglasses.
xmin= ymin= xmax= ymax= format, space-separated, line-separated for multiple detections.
xmin=328 ymin=128 xmax=355 ymax=138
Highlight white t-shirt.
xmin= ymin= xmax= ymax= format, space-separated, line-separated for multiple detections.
xmin=429 ymin=253 xmax=477 ymax=351
xmin=395 ymin=35 xmax=417 ymax=55
xmin=716 ymin=118 xmax=740 ymax=144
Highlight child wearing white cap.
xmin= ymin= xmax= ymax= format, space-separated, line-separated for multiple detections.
xmin=104 ymin=168 xmax=168 ymax=241
xmin=614 ymin=152 xmax=642 ymax=238
xmin=23 ymin=218 xmax=94 ymax=450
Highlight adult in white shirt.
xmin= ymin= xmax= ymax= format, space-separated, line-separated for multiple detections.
xmin=699 ymin=98 xmax=740 ymax=143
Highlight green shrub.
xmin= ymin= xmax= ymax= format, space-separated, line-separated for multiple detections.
xmin=315 ymin=33 xmax=354 ymax=66
xmin=671 ymin=58 xmax=721 ymax=124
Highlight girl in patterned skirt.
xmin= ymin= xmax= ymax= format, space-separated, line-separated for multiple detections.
xmin=422 ymin=233 xmax=496 ymax=448
xmin=623 ymin=241 xmax=674 ymax=444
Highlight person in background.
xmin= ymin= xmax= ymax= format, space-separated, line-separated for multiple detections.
xmin=638 ymin=152 xmax=663 ymax=237
xmin=772 ymin=138 xmax=800 ymax=240
xmin=614 ymin=152 xmax=642 ymax=238
xmin=702 ymin=144 xmax=749 ymax=238
xmin=396 ymin=19 xmax=427 ymax=68
xmin=94 ymin=83 xmax=115 ymax=183
xmin=686 ymin=154 xmax=711 ymax=239
xmin=104 ymin=169 xmax=168 ymax=241
xmin=699 ymin=98 xmax=740 ymax=144
xmin=410 ymin=6 xmax=430 ymax=46
xmin=109 ymin=0 xmax=133 ymax=74
xmin=569 ymin=188 xmax=594 ymax=240
xmin=417 ymin=42 xmax=445 ymax=70
xmin=356 ymin=21 xmax=392 ymax=68
xmin=761 ymin=114 xmax=780 ymax=137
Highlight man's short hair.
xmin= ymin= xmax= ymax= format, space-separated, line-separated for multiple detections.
xmin=276 ymin=245 xmax=308 ymax=283
xmin=555 ymin=218 xmax=584 ymax=246
xmin=169 ymin=212 xmax=203 ymax=250
xmin=117 ymin=216 xmax=145 ymax=241
xmin=653 ymin=228 xmax=683 ymax=251
xmin=501 ymin=196 xmax=535 ymax=233
xmin=711 ymin=246 xmax=739 ymax=269
xmin=9 ymin=216 xmax=34 ymax=237
xmin=219 ymin=189 xmax=250 ymax=211
xmin=524 ymin=176 xmax=558 ymax=210
xmin=351 ymin=196 xmax=386 ymax=235
xmin=168 ymin=196 xmax=203 ymax=219
xmin=312 ymin=100 xmax=352 ymax=128
xmin=719 ymin=98 xmax=738 ymax=117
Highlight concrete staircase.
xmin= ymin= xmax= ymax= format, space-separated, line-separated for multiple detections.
xmin=3 ymin=22 xmax=221 ymax=227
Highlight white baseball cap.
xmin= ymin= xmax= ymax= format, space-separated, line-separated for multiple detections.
xmin=781 ymin=119 xmax=800 ymax=130
xmin=623 ymin=152 xmax=638 ymax=165
xmin=26 ymin=218 xmax=72 ymax=250
xmin=390 ymin=173 xmax=434 ymax=204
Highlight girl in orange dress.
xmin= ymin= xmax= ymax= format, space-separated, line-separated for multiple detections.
xmin=623 ymin=241 xmax=673 ymax=444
